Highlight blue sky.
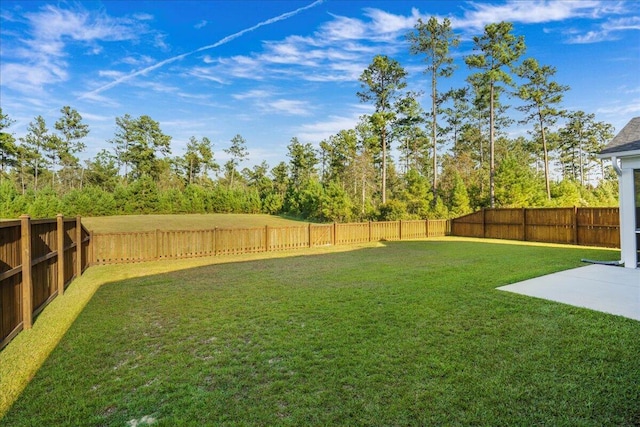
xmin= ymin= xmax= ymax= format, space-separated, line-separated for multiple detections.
xmin=1 ymin=0 xmax=639 ymax=168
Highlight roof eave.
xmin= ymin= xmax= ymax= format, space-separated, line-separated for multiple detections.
xmin=598 ymin=148 xmax=640 ymax=159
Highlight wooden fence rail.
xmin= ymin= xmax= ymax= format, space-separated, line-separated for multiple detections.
xmin=450 ymin=207 xmax=620 ymax=248
xmin=90 ymin=220 xmax=452 ymax=265
xmin=1 ymin=215 xmax=90 ymax=350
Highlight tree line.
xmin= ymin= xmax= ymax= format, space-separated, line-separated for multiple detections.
xmin=0 ymin=19 xmax=618 ymax=221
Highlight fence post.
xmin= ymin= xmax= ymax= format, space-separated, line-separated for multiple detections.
xmin=20 ymin=214 xmax=33 ymax=330
xmin=308 ymin=224 xmax=312 ymax=248
xmin=155 ymin=229 xmax=160 ymax=260
xmin=522 ymin=208 xmax=527 ymax=242
xmin=76 ymin=216 xmax=82 ymax=276
xmin=368 ymin=221 xmax=372 ymax=242
xmin=265 ymin=226 xmax=270 ymax=252
xmin=214 ymin=227 xmax=219 ymax=256
xmin=89 ymin=230 xmax=94 ymax=265
xmin=573 ymin=206 xmax=578 ymax=245
xmin=333 ymin=222 xmax=337 ymax=246
xmin=482 ymin=208 xmax=486 ymax=238
xmin=425 ymin=219 xmax=429 ymax=238
xmin=57 ymin=214 xmax=65 ymax=296
xmin=399 ymin=220 xmax=403 ymax=240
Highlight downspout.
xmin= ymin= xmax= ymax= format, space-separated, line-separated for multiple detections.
xmin=611 ymin=156 xmax=622 ymax=177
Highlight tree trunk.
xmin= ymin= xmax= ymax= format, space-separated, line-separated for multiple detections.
xmin=579 ymin=129 xmax=585 ymax=187
xmin=489 ymin=83 xmax=495 ymax=208
xmin=20 ymin=160 xmax=25 ymax=195
xmin=361 ymin=170 xmax=366 ymax=216
xmin=381 ymin=128 xmax=387 ymax=204
xmin=34 ymin=159 xmax=39 ymax=191
xmin=539 ymin=115 xmax=551 ymax=199
xmin=405 ymin=138 xmax=410 ymax=174
xmin=432 ymin=68 xmax=438 ymax=200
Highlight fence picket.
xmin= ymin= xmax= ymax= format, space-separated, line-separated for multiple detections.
xmin=451 ymin=207 xmax=619 ymax=247
xmin=89 ymin=220 xmax=452 ymax=265
xmin=1 ymin=215 xmax=90 ymax=349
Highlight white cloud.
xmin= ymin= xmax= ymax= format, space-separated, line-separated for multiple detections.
xmin=604 ymin=16 xmax=640 ymax=31
xmin=80 ymin=112 xmax=111 ymax=121
xmin=322 ymin=14 xmax=368 ymax=40
xmin=25 ymin=5 xmax=140 ymax=42
xmin=0 ymin=62 xmax=68 ymax=93
xmin=120 ymin=55 xmax=155 ymax=66
xmin=262 ymin=39 xmax=319 ymax=66
xmin=617 ymin=86 xmax=640 ymax=95
xmin=133 ymin=13 xmax=154 ymax=21
xmin=154 ymin=33 xmax=170 ymax=50
xmin=268 ymin=99 xmax=312 ymax=116
xmin=213 ymin=56 xmax=265 ymax=80
xmin=187 ymin=67 xmax=227 ymax=84
xmin=232 ymin=89 xmax=273 ymax=100
xmin=98 ymin=70 xmax=126 ymax=78
xmin=4 ymin=96 xmax=48 ymax=110
xmin=231 ymin=91 xmax=312 ymax=116
xmin=596 ymin=102 xmax=640 ymax=116
xmin=296 ymin=112 xmax=367 ymax=143
xmin=1 ymin=4 xmax=146 ymax=92
xmin=0 ymin=9 xmax=16 ymax=22
xmin=194 ymin=8 xmax=411 ymax=86
xmin=131 ymin=80 xmax=179 ymax=94
xmin=364 ymin=7 xmax=421 ymax=35
xmin=74 ymin=90 xmax=121 ymax=108
xmin=565 ymin=15 xmax=640 ymax=43
xmin=195 ymin=20 xmax=208 ymax=29
xmin=453 ymin=0 xmax=604 ymax=31
xmin=160 ymin=118 xmax=209 ymax=128
xmin=87 ymin=45 xmax=103 ymax=55
xmin=450 ymin=1 xmax=637 ymax=45
xmin=77 ymin=1 xmax=326 ymax=100
xmin=566 ymin=29 xmax=618 ymax=43
xmin=177 ymin=92 xmax=213 ymax=101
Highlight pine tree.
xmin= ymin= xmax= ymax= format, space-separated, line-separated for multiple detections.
xmin=224 ymin=134 xmax=248 ymax=188
xmin=408 ymin=17 xmax=459 ymax=197
xmin=20 ymin=115 xmax=52 ymax=191
xmin=54 ymin=106 xmax=89 ymax=190
xmin=0 ymin=109 xmax=18 ymax=183
xmin=465 ymin=21 xmax=525 ymax=207
xmin=516 ymin=58 xmax=568 ymax=199
xmin=358 ymin=55 xmax=407 ymax=204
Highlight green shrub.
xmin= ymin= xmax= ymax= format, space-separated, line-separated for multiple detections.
xmin=378 ymin=199 xmax=407 ymax=221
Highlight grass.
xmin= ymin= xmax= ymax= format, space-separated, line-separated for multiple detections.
xmin=82 ymin=213 xmax=308 ymax=233
xmin=2 ymin=238 xmax=639 ymax=426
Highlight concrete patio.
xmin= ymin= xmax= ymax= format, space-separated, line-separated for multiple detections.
xmin=498 ymin=264 xmax=640 ymax=321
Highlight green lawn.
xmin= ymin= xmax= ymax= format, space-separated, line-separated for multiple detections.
xmin=82 ymin=213 xmax=307 ymax=233
xmin=2 ymin=239 xmax=638 ymax=426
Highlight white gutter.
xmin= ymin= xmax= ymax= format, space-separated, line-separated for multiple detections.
xmin=597 ymin=148 xmax=640 ymax=159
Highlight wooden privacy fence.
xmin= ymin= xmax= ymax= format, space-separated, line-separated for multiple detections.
xmin=90 ymin=219 xmax=451 ymax=265
xmin=0 ymin=208 xmax=622 ymax=350
xmin=451 ymin=207 xmax=620 ymax=248
xmin=0 ymin=215 xmax=91 ymax=350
